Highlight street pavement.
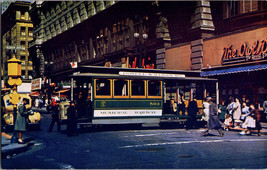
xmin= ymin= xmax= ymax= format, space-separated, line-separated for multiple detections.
xmin=2 ymin=122 xmax=267 ymax=169
xmin=1 ymin=111 xmax=267 ymax=166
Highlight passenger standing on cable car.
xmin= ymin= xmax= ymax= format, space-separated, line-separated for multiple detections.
xmin=186 ymin=97 xmax=199 ymax=129
xmin=76 ymin=92 xmax=84 ymax=118
xmin=67 ymin=101 xmax=78 ymax=136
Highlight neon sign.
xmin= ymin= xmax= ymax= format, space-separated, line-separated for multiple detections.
xmin=221 ymin=39 xmax=267 ymax=62
xmin=129 ymin=57 xmax=155 ymax=69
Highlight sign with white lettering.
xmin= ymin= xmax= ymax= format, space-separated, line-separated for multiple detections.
xmin=6 ymin=45 xmax=25 ymax=50
xmin=31 ymin=78 xmax=42 ymax=91
xmin=94 ymin=110 xmax=162 ymax=117
xmin=119 ymin=72 xmax=185 ymax=78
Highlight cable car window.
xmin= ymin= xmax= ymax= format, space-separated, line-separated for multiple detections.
xmin=95 ymin=79 xmax=111 ymax=96
xmin=114 ymin=80 xmax=128 ymax=97
xmin=148 ymin=80 xmax=161 ymax=97
xmin=131 ymin=80 xmax=145 ymax=96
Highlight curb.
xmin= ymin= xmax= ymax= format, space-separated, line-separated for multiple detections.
xmin=1 ymin=143 xmax=29 ymax=158
xmin=1 ymin=134 xmax=31 ymax=158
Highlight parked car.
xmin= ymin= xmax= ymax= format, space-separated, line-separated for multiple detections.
xmin=1 ymin=93 xmax=41 ymax=131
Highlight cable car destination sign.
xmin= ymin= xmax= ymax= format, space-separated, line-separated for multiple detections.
xmin=119 ymin=71 xmax=185 ymax=78
xmin=221 ymin=38 xmax=267 ymax=64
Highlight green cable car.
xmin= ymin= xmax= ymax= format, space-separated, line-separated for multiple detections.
xmin=61 ymin=66 xmax=217 ymax=127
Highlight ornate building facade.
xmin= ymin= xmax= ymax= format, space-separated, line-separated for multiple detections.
xmin=29 ymin=1 xmax=186 ymax=82
xmin=1 ymin=1 xmax=33 ymax=88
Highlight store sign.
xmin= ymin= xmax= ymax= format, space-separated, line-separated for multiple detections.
xmin=31 ymin=78 xmax=42 ymax=91
xmin=94 ymin=110 xmax=162 ymax=117
xmin=221 ymin=38 xmax=267 ymax=63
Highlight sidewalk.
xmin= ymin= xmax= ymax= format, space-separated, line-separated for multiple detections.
xmin=229 ymin=122 xmax=267 ymax=135
xmin=1 ymin=133 xmax=31 ymax=158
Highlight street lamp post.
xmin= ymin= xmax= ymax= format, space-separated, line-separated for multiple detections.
xmin=134 ymin=32 xmax=148 ymax=68
xmin=44 ymin=61 xmax=53 ymax=106
xmin=7 ymin=50 xmax=22 ymax=143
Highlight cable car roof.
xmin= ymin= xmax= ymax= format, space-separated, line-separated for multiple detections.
xmin=70 ymin=66 xmax=217 ymax=81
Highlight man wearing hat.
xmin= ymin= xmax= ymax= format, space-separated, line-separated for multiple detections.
xmin=48 ymin=100 xmax=61 ymax=132
xmin=203 ymin=97 xmax=224 ymax=137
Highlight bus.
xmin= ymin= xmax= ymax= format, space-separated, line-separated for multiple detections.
xmin=60 ymin=66 xmax=218 ymax=127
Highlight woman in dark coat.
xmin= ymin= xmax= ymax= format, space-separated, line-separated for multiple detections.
xmin=67 ymin=101 xmax=78 ymax=136
xmin=203 ymin=97 xmax=224 ymax=137
xmin=249 ymin=104 xmax=262 ymax=136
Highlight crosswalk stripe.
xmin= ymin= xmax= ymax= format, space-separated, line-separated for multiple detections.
xmin=119 ymin=138 xmax=267 ymax=148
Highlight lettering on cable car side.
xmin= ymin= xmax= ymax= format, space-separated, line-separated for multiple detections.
xmin=119 ymin=72 xmax=185 ymax=78
xmin=94 ymin=110 xmax=162 ymax=117
xmin=150 ymin=102 xmax=161 ymax=106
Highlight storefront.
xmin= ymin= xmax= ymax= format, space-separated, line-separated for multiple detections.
xmin=165 ymin=26 xmax=267 ymax=108
xmin=200 ymin=28 xmax=267 ymax=108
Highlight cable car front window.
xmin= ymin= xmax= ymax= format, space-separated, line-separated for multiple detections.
xmin=95 ymin=79 xmax=111 ymax=96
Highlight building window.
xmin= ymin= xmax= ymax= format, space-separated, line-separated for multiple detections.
xmin=21 ymin=27 xmax=26 ymax=36
xmin=22 ymin=70 xmax=25 ymax=79
xmin=20 ymin=41 xmax=26 ymax=50
xmin=239 ymin=0 xmax=258 ymax=14
xmin=223 ymin=0 xmax=259 ymax=19
xmin=20 ymin=55 xmax=26 ymax=60
xmin=28 ymin=71 xmax=33 ymax=79
xmin=28 ymin=27 xmax=33 ymax=37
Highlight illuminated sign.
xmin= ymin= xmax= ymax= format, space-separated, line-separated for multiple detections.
xmin=221 ymin=38 xmax=267 ymax=63
xmin=129 ymin=57 xmax=155 ymax=69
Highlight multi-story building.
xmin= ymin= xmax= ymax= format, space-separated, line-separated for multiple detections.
xmin=29 ymin=1 xmax=173 ymax=82
xmin=29 ymin=1 xmax=267 ymax=106
xmin=1 ymin=1 xmax=33 ymax=90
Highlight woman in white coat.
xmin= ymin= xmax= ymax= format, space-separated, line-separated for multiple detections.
xmin=233 ymin=98 xmax=242 ymax=127
xmin=201 ymin=99 xmax=210 ymax=123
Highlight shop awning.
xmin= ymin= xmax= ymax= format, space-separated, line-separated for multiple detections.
xmin=29 ymin=91 xmax=40 ymax=96
xmin=55 ymin=89 xmax=70 ymax=93
xmin=201 ymin=63 xmax=267 ymax=77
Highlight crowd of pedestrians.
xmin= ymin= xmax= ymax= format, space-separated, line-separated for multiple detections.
xmin=200 ymin=96 xmax=264 ymax=137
